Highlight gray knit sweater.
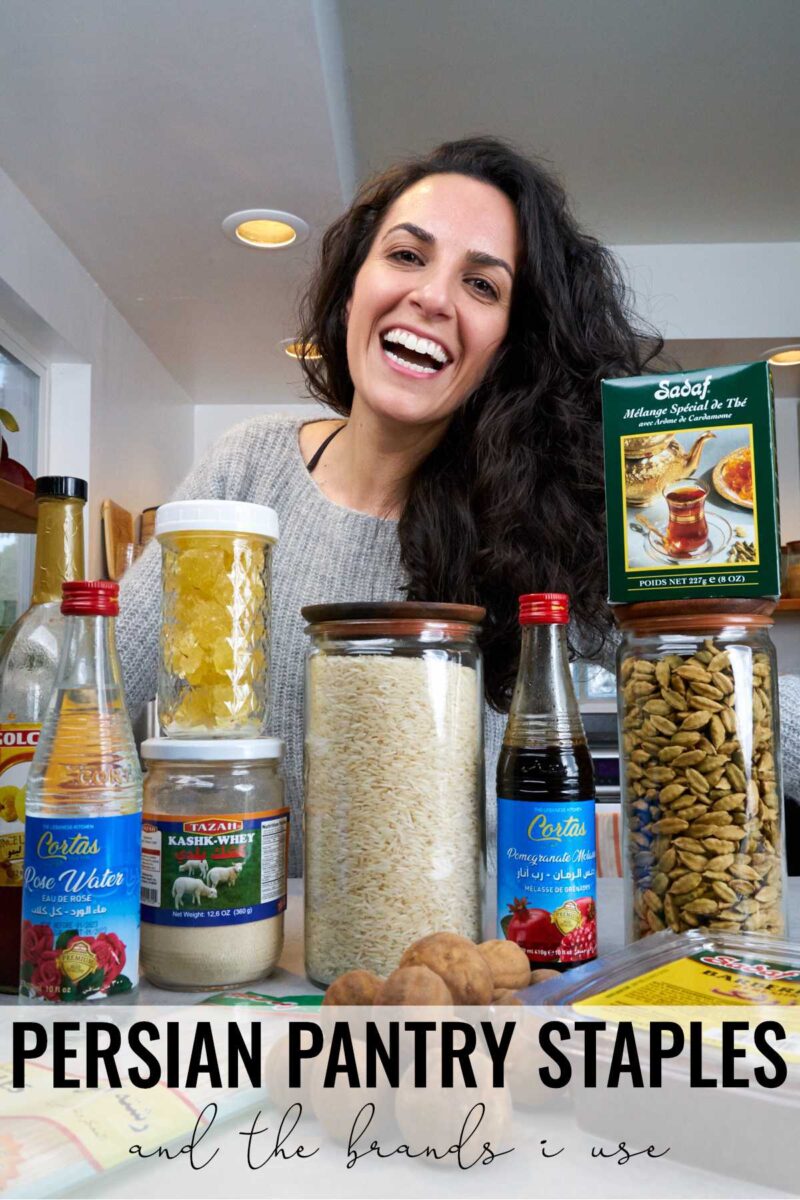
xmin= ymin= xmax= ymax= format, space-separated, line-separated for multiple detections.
xmin=118 ymin=415 xmax=800 ymax=876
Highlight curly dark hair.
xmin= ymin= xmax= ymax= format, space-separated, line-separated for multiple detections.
xmin=297 ymin=136 xmax=663 ymax=710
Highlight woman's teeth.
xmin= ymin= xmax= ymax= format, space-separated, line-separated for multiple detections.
xmin=381 ymin=328 xmax=450 ymax=374
xmin=384 ymin=348 xmax=438 ymax=374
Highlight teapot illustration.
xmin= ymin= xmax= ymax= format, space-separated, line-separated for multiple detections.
xmin=624 ymin=430 xmax=715 ymax=506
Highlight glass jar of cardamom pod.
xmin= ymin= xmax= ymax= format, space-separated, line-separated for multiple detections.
xmin=615 ymin=600 xmax=786 ymax=944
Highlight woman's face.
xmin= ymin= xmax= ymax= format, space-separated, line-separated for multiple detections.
xmin=345 ymin=172 xmax=518 ymax=428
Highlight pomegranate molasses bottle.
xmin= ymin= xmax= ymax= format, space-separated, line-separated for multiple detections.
xmin=496 ymin=593 xmax=597 ymax=968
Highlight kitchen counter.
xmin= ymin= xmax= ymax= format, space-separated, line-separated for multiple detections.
xmin=136 ymin=877 xmax=635 ymax=1003
xmin=5 ymin=877 xmax=796 ymax=1005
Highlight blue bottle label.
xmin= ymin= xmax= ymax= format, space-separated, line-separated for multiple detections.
xmin=497 ymin=797 xmax=597 ymax=965
xmin=21 ymin=812 xmax=141 ymax=1001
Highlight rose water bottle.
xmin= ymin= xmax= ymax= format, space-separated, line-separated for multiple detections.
xmin=496 ymin=593 xmax=597 ymax=969
xmin=20 ymin=581 xmax=142 ymax=1002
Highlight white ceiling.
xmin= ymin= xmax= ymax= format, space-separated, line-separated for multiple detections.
xmin=0 ymin=0 xmax=798 ymax=404
xmin=342 ymin=0 xmax=800 ymax=244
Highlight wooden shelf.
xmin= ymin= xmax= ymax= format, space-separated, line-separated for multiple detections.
xmin=0 ymin=479 xmax=36 ymax=534
xmin=776 ymin=598 xmax=800 ymax=612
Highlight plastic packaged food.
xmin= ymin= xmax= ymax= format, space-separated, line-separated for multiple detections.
xmin=526 ymin=929 xmax=800 ymax=1195
xmin=156 ymin=500 xmax=278 ymax=737
xmin=140 ymin=737 xmax=288 ymax=990
xmin=615 ymin=600 xmax=786 ymax=944
xmin=526 ymin=927 xmax=800 ymax=1006
xmin=302 ymin=601 xmax=485 ymax=986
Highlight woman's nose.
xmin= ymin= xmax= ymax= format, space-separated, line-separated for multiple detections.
xmin=409 ymin=268 xmax=456 ymax=319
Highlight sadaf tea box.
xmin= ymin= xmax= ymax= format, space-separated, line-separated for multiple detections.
xmin=601 ymin=362 xmax=781 ymax=603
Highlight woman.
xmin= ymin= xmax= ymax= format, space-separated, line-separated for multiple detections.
xmin=119 ymin=136 xmax=800 ymax=873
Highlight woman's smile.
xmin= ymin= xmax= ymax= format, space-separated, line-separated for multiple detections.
xmin=379 ymin=325 xmax=453 ymax=378
xmin=346 ymin=172 xmax=518 ymax=426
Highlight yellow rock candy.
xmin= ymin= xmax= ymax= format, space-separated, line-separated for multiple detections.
xmin=160 ymin=530 xmax=269 ymax=733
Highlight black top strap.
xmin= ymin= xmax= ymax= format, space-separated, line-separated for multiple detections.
xmin=306 ymin=423 xmax=346 ymax=474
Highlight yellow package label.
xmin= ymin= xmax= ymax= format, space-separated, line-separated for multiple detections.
xmin=577 ymin=949 xmax=800 ymax=1008
xmin=0 ymin=723 xmax=39 ymax=887
xmin=0 ymin=1061 xmax=202 ymax=1174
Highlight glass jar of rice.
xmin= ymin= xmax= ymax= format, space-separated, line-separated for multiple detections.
xmin=156 ymin=500 xmax=279 ymax=737
xmin=140 ymin=738 xmax=288 ymax=990
xmin=302 ymin=602 xmax=486 ymax=986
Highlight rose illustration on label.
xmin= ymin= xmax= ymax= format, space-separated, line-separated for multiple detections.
xmin=20 ymin=919 xmax=54 ymax=964
xmin=20 ymin=921 xmax=131 ymax=1001
xmin=30 ymin=950 xmax=61 ymax=1002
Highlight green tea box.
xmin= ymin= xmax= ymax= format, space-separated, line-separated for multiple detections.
xmin=601 ymin=362 xmax=781 ymax=603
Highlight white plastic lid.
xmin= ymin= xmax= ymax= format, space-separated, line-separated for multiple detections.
xmin=155 ymin=499 xmax=279 ymax=541
xmin=141 ymin=737 xmax=283 ymax=762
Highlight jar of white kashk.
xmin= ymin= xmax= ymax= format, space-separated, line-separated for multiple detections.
xmin=139 ymin=738 xmax=288 ymax=990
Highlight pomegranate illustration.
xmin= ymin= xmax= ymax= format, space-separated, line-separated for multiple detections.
xmin=504 ymin=897 xmax=562 ymax=957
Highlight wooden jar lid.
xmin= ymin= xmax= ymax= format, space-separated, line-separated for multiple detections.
xmin=614 ymin=597 xmax=775 ymax=633
xmin=302 ymin=600 xmax=486 ymax=639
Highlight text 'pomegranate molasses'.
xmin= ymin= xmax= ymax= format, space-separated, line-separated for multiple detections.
xmin=496 ymin=593 xmax=597 ymax=969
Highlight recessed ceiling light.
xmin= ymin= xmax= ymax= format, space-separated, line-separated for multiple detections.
xmin=281 ymin=338 xmax=322 ymax=360
xmin=222 ymin=209 xmax=309 ymax=249
xmin=763 ymin=344 xmax=800 ymax=367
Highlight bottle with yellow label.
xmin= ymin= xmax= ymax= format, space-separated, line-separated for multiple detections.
xmin=496 ymin=593 xmax=598 ymax=969
xmin=20 ymin=581 xmax=141 ymax=1003
xmin=0 ymin=476 xmax=86 ymax=991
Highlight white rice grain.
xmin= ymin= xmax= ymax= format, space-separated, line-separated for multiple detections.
xmin=304 ymin=653 xmax=484 ymax=983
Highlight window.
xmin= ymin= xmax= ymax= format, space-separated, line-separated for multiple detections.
xmin=0 ymin=344 xmax=40 ymax=637
xmin=571 ymin=659 xmax=616 ymax=702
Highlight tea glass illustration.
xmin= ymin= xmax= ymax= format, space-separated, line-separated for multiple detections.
xmin=663 ymin=478 xmax=709 ymax=556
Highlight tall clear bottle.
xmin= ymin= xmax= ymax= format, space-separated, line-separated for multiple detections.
xmin=0 ymin=476 xmax=86 ymax=991
xmin=20 ymin=581 xmax=142 ymax=1002
xmin=496 ymin=593 xmax=597 ymax=968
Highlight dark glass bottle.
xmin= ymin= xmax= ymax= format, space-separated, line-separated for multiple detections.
xmin=496 ymin=593 xmax=597 ymax=968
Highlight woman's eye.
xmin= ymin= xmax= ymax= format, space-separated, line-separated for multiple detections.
xmin=468 ymin=276 xmax=500 ymax=300
xmin=389 ymin=248 xmax=423 ymax=266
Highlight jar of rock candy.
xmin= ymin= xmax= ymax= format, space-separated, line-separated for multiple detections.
xmin=156 ymin=500 xmax=278 ymax=737
xmin=615 ymin=600 xmax=786 ymax=943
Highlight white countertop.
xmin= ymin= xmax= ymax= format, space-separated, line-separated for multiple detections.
xmin=138 ymin=877 xmax=632 ymax=1003
xmin=5 ymin=877 xmax=797 ymax=1005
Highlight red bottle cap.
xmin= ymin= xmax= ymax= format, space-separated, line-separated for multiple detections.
xmin=61 ymin=580 xmax=120 ymax=616
xmin=519 ymin=592 xmax=570 ymax=625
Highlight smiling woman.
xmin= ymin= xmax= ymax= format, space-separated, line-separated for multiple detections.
xmin=115 ymin=137 xmax=695 ymax=876
xmin=344 ymin=174 xmax=517 ymax=435
xmin=294 ymin=137 xmax=663 ymax=706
